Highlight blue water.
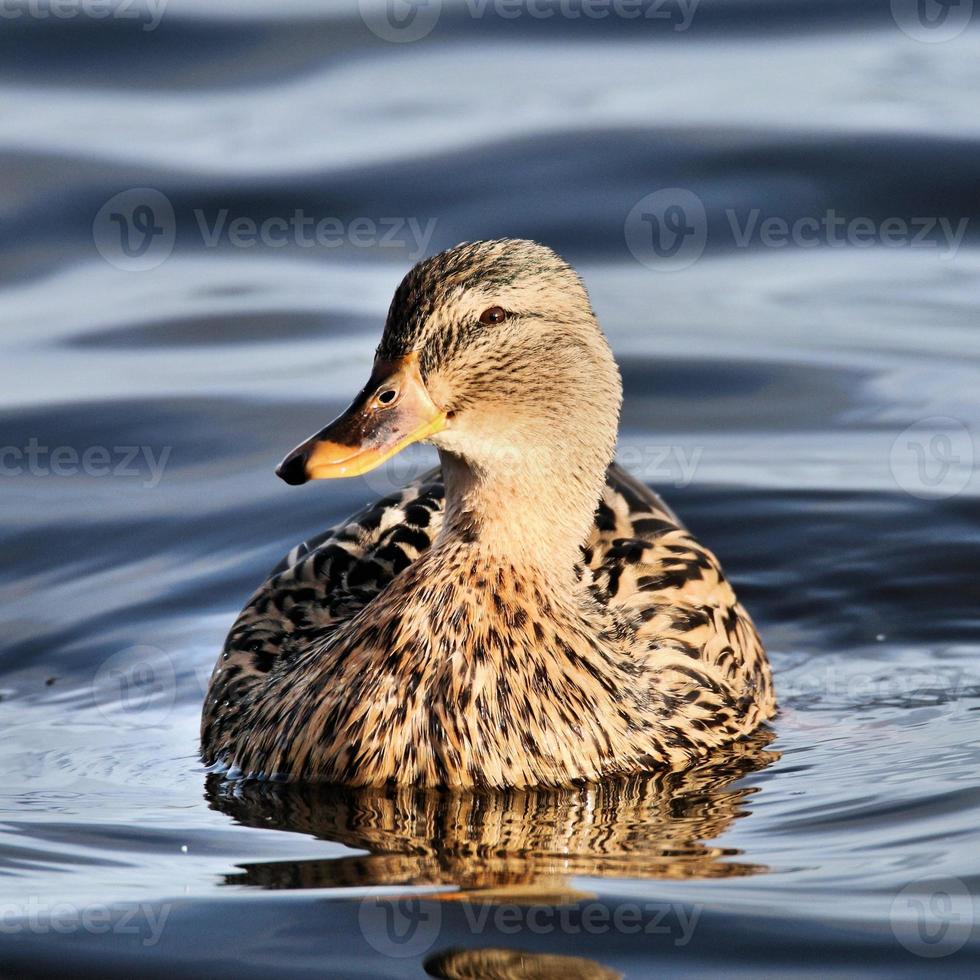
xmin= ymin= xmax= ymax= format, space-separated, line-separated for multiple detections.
xmin=2 ymin=2 xmax=979 ymax=977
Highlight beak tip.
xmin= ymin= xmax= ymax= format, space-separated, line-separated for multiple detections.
xmin=276 ymin=453 xmax=309 ymax=486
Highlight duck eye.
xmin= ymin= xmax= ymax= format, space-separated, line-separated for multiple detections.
xmin=479 ymin=306 xmax=507 ymax=326
xmin=376 ymin=388 xmax=398 ymax=406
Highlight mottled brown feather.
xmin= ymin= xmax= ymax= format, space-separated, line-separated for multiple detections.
xmin=202 ymin=463 xmax=774 ymax=786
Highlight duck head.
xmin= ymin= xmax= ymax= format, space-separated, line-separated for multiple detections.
xmin=276 ymin=239 xmax=623 ymax=566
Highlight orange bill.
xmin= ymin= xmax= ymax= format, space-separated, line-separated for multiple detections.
xmin=276 ymin=352 xmax=446 ymax=485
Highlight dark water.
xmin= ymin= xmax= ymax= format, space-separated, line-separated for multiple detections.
xmin=2 ymin=2 xmax=980 ymax=977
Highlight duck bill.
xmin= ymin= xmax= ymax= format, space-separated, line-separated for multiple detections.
xmin=276 ymin=352 xmax=446 ymax=485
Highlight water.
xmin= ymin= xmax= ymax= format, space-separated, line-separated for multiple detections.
xmin=2 ymin=2 xmax=979 ymax=976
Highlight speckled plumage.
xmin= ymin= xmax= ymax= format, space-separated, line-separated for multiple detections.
xmin=201 ymin=239 xmax=776 ymax=787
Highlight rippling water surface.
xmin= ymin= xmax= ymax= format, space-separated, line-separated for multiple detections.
xmin=2 ymin=2 xmax=979 ymax=976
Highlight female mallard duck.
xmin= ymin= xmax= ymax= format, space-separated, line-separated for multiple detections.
xmin=201 ymin=239 xmax=775 ymax=787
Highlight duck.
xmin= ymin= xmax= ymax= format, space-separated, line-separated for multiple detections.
xmin=201 ymin=239 xmax=775 ymax=788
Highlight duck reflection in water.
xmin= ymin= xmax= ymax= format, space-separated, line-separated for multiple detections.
xmin=424 ymin=947 xmax=622 ymax=980
xmin=208 ymin=736 xmax=775 ymax=978
xmin=207 ymin=731 xmax=776 ymax=898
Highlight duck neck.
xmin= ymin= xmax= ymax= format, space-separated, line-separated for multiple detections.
xmin=434 ymin=442 xmax=608 ymax=587
xmin=425 ymin=320 xmax=624 ymax=589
